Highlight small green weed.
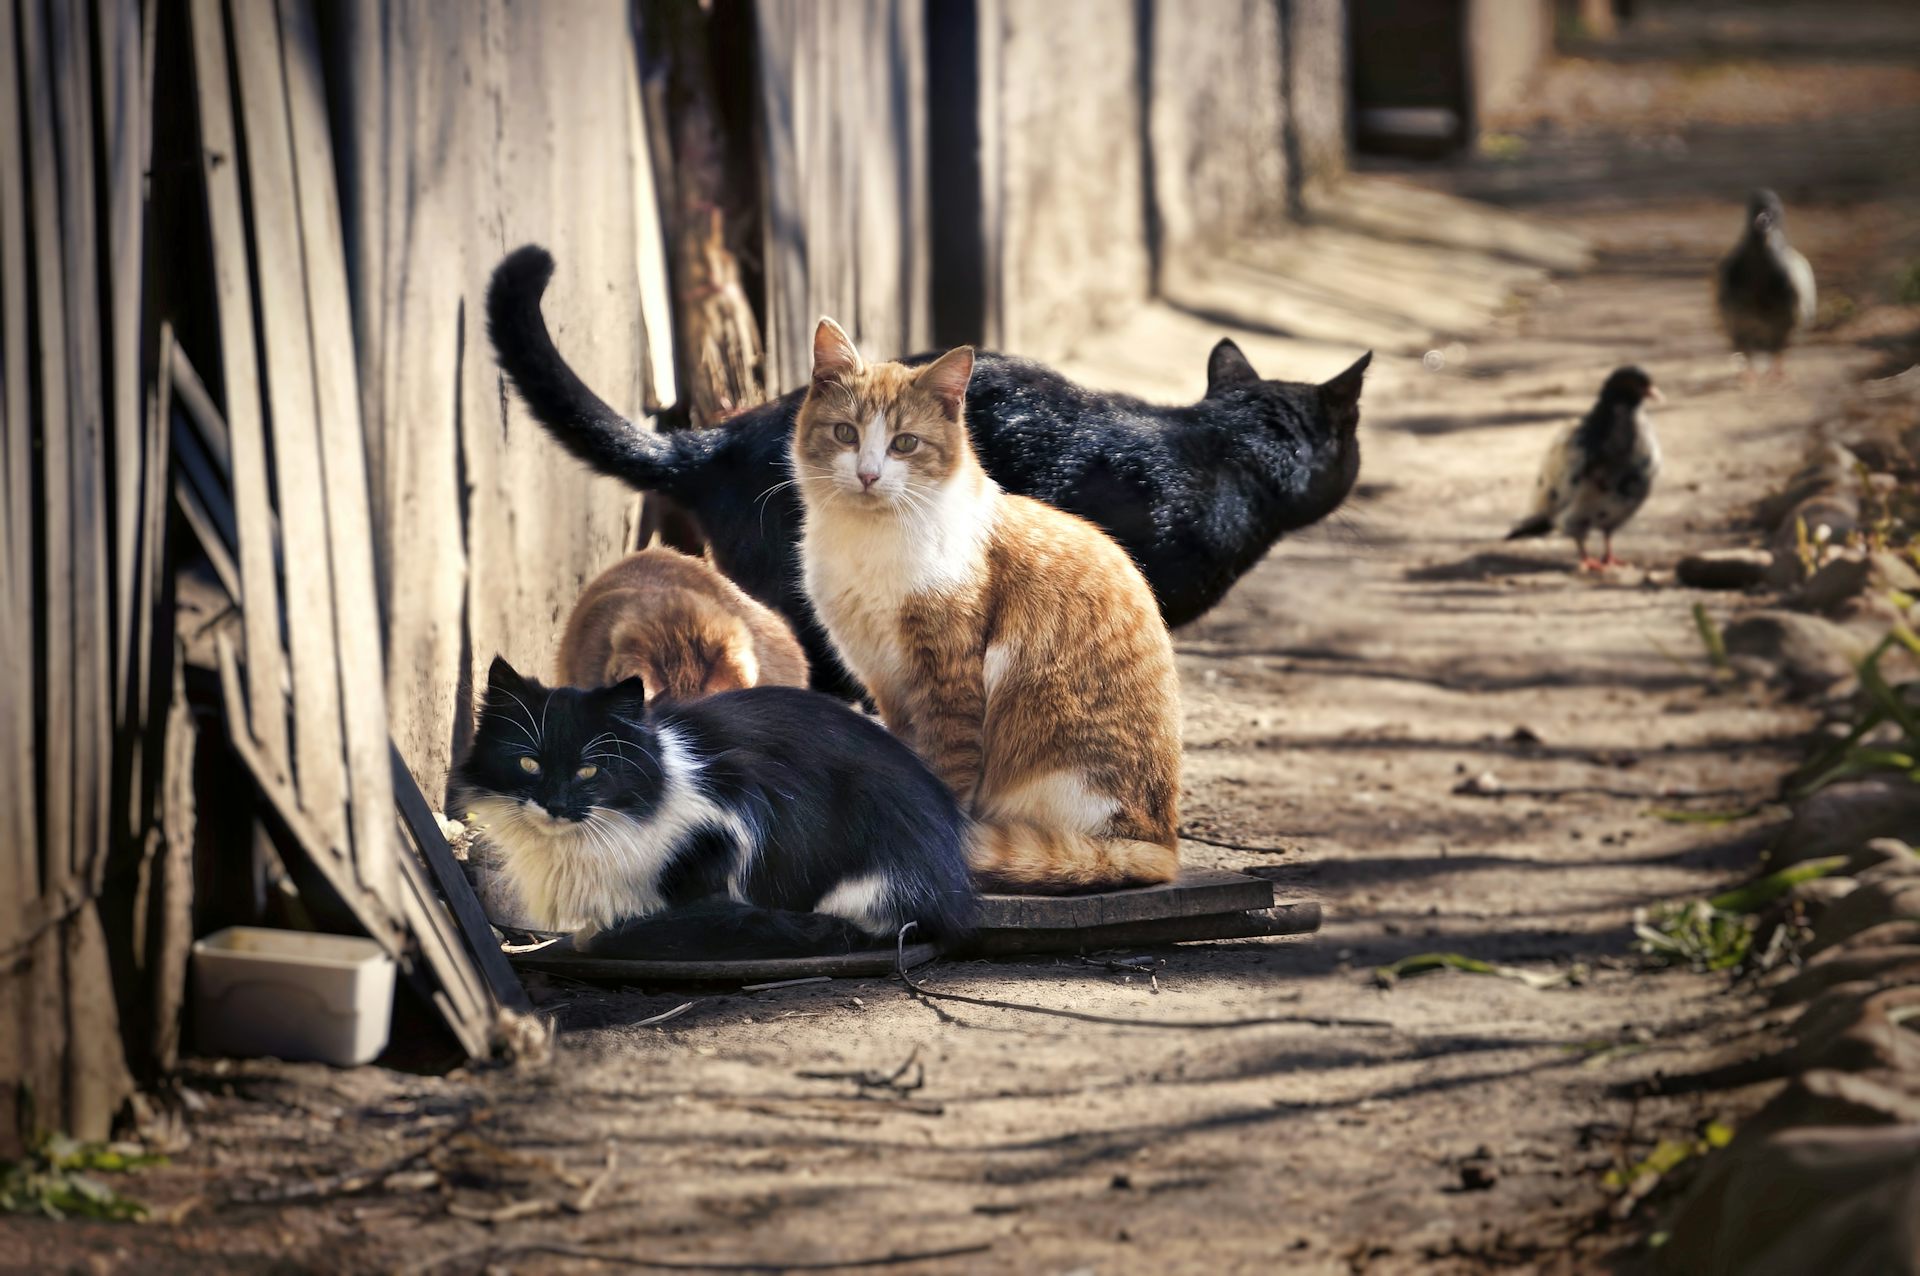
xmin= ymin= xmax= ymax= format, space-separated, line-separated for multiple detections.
xmin=0 ymin=1132 xmax=164 ymax=1222
xmin=1634 ymin=856 xmax=1848 ymax=971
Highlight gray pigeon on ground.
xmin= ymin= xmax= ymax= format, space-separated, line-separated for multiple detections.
xmin=1715 ymin=189 xmax=1816 ymax=377
xmin=1506 ymin=366 xmax=1664 ymax=571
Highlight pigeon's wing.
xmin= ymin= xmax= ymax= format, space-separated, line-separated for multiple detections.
xmin=1783 ymin=245 xmax=1817 ymax=326
xmin=1526 ymin=422 xmax=1581 ymax=520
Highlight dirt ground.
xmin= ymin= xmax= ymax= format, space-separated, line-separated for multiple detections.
xmin=11 ymin=5 xmax=1920 ymax=1274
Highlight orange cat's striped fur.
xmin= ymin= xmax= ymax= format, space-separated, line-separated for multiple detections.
xmin=557 ymin=548 xmax=808 ymax=700
xmin=793 ymin=319 xmax=1182 ymax=893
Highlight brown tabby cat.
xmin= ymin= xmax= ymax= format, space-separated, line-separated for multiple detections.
xmin=793 ymin=319 xmax=1182 ymax=893
xmin=556 ymin=548 xmax=808 ymax=700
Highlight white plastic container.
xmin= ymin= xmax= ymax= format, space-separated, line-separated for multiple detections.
xmin=192 ymin=927 xmax=396 ymax=1065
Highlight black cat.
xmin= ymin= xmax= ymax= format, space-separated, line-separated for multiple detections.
xmin=487 ymin=245 xmax=1368 ymax=695
xmin=452 ymin=657 xmax=975 ymax=958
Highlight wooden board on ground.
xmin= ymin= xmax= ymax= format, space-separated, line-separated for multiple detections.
xmin=504 ymin=870 xmax=1314 ymax=983
xmin=510 ymin=941 xmax=941 ymax=986
xmin=965 ymin=902 xmax=1322 ymax=957
xmin=973 ymin=868 xmax=1275 ymax=930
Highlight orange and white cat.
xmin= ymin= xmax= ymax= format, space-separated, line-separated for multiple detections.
xmin=557 ymin=547 xmax=808 ymax=700
xmin=792 ymin=319 xmax=1182 ymax=893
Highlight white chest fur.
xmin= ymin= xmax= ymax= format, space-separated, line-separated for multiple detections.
xmin=800 ymin=483 xmax=995 ymax=703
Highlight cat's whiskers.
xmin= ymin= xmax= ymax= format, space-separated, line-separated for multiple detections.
xmin=490 ymin=686 xmax=543 ymax=749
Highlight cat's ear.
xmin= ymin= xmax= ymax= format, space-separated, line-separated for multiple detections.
xmin=1206 ymin=338 xmax=1260 ymax=394
xmin=1319 ymin=351 xmax=1372 ymax=433
xmin=917 ymin=346 xmax=975 ymax=419
xmin=484 ymin=654 xmax=526 ymax=699
xmin=812 ymin=317 xmax=864 ymax=387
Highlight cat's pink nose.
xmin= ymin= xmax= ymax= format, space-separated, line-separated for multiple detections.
xmin=857 ymin=470 xmax=880 ymax=490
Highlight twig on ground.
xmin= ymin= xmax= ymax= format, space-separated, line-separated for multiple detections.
xmin=797 ymin=1047 xmax=924 ymax=1093
xmin=634 ymin=1000 xmax=703 ymax=1028
xmin=891 ymin=925 xmax=1392 ymax=1031
xmin=460 ymin=1240 xmax=994 ymax=1272
xmin=1177 ymin=827 xmax=1298 ymax=854
xmin=568 ymin=1142 xmax=619 ymax=1214
xmin=447 ymin=1197 xmax=557 ymax=1225
xmin=740 ymin=975 xmax=832 ymax=993
xmin=1078 ymin=954 xmax=1164 ymax=993
xmin=229 ymin=1116 xmax=479 ymax=1205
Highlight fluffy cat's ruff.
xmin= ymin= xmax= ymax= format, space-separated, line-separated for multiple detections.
xmin=487 ymin=245 xmax=1368 ymax=699
xmin=452 ymin=661 xmax=975 ymax=953
xmin=557 ymin=547 xmax=808 ymax=699
xmin=793 ymin=322 xmax=1184 ymax=894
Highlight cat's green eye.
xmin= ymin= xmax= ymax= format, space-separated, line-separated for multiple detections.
xmin=576 ymin=764 xmax=599 ymax=780
xmin=890 ymin=434 xmax=919 ymax=455
xmin=832 ymin=422 xmax=858 ymax=446
xmin=518 ymin=756 xmax=540 ymax=774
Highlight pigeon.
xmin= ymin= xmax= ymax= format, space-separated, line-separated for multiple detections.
xmin=1715 ymin=189 xmax=1816 ymax=378
xmin=1506 ymin=366 xmax=1664 ymax=571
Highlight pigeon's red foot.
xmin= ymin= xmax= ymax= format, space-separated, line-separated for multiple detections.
xmin=1602 ymin=553 xmax=1630 ymax=568
xmin=1578 ymin=556 xmax=1607 ymax=573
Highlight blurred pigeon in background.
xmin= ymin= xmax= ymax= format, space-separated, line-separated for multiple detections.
xmin=1506 ymin=366 xmax=1664 ymax=571
xmin=1715 ymin=188 xmax=1816 ymax=379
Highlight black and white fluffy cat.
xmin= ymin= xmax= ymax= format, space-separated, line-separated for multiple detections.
xmin=487 ymin=245 xmax=1369 ymax=697
xmin=452 ymin=656 xmax=975 ymax=957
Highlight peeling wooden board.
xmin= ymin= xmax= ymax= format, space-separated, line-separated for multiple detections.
xmin=966 ymin=902 xmax=1323 ymax=956
xmin=277 ymin=0 xmax=397 ymax=903
xmin=973 ymin=868 xmax=1275 ymax=930
xmin=230 ymin=0 xmax=348 ymax=850
xmin=510 ymin=941 xmax=941 ymax=986
xmin=190 ymin=0 xmax=290 ymax=776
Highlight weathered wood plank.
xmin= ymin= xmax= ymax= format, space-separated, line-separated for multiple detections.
xmin=189 ymin=0 xmax=290 ymax=776
xmin=21 ymin=0 xmax=74 ymax=898
xmin=393 ymin=839 xmax=492 ymax=1055
xmin=151 ymin=655 xmax=197 ymax=1071
xmin=0 ymin=0 xmax=28 ymax=620
xmin=129 ymin=326 xmax=175 ymax=827
xmin=510 ymin=942 xmax=942 ymax=987
xmin=0 ymin=0 xmax=34 ymax=951
xmin=53 ymin=0 xmax=113 ymax=891
xmin=754 ymin=0 xmax=928 ymax=385
xmin=972 ymin=868 xmax=1276 ymax=930
xmin=98 ymin=0 xmax=144 ymax=732
xmin=390 ymin=744 xmax=530 ymax=1015
xmin=173 ymin=474 xmax=243 ymax=604
xmin=277 ymin=0 xmax=396 ymax=903
xmin=966 ymin=903 xmax=1324 ymax=957
xmin=229 ymin=0 xmax=347 ymax=849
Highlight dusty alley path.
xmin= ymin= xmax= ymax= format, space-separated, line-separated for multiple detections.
xmin=14 ymin=9 xmax=1920 ymax=1275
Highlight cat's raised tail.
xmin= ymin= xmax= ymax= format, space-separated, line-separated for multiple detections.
xmin=969 ymin=820 xmax=1179 ymax=895
xmin=485 ymin=245 xmax=695 ymax=490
